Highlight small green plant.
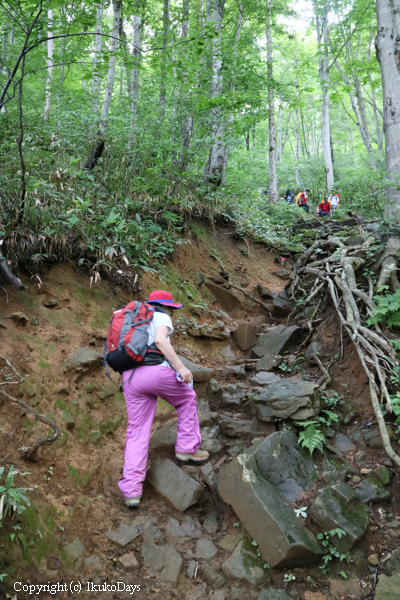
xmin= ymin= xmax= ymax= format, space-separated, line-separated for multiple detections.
xmin=337 ymin=570 xmax=348 ymax=579
xmin=367 ymin=288 xmax=400 ymax=329
xmin=233 ymin=522 xmax=240 ymax=527
xmin=43 ymin=466 xmax=54 ymax=481
xmin=317 ymin=529 xmax=352 ymax=574
xmin=294 ymin=506 xmax=308 ymax=518
xmin=296 ymin=421 xmax=325 ymax=454
xmin=284 ymin=573 xmax=296 ymax=583
xmin=0 ymin=466 xmax=31 ymax=523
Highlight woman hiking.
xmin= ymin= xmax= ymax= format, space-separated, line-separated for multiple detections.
xmin=118 ymin=290 xmax=209 ymax=508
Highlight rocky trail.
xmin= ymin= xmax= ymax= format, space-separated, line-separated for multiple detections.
xmin=0 ymin=223 xmax=399 ymax=600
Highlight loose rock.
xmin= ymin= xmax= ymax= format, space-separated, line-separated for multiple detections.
xmin=146 ymin=458 xmax=205 ymax=510
xmin=273 ymin=290 xmax=295 ymax=317
xmin=204 ymin=282 xmax=241 ymax=312
xmin=220 ymin=347 xmax=236 ymax=361
xmin=251 ymin=379 xmax=320 ymax=422
xmin=221 ymin=539 xmax=267 ymax=586
xmin=118 ymin=553 xmax=139 ymax=568
xmin=220 ymin=415 xmax=276 ymax=438
xmin=196 ymin=538 xmax=218 ymax=559
xmin=374 ymin=574 xmax=400 ymax=600
xmin=357 ymin=478 xmax=391 ymax=504
xmin=233 ymin=323 xmax=260 ymax=351
xmin=257 ymin=589 xmax=292 ymax=600
xmin=67 ymin=347 xmax=102 ymax=381
xmin=252 ymin=325 xmax=300 ymax=372
xmin=179 ymin=356 xmax=214 ymax=382
xmin=201 ymin=564 xmax=226 ymax=589
xmin=12 ymin=312 xmax=29 ymax=326
xmin=142 ymin=542 xmax=183 ymax=583
xmin=165 ymin=516 xmax=202 ymax=538
xmin=223 ymin=365 xmax=247 ymax=378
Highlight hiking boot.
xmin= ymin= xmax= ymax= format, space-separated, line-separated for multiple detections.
xmin=175 ymin=449 xmax=209 ymax=464
xmin=124 ymin=496 xmax=141 ymax=508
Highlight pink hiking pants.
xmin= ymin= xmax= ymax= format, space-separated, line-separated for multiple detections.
xmin=118 ymin=365 xmax=202 ymax=498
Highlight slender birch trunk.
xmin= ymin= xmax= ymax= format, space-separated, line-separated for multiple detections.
xmin=314 ymin=2 xmax=334 ymax=191
xmin=277 ymin=106 xmax=282 ymax=162
xmin=221 ymin=4 xmax=243 ymax=186
xmin=376 ymin=0 xmax=400 ymax=222
xmin=100 ymin=0 xmax=122 ymax=134
xmin=92 ymin=1 xmax=105 ymax=113
xmin=128 ymin=15 xmax=140 ymax=150
xmin=1 ymin=20 xmax=8 ymax=76
xmin=43 ymin=9 xmax=54 ymax=120
xmin=159 ymin=0 xmax=170 ymax=115
xmin=266 ymin=0 xmax=278 ymax=203
xmin=281 ymin=110 xmax=291 ymax=156
xmin=179 ymin=0 xmax=191 ymax=164
xmin=368 ymin=26 xmax=383 ymax=151
xmin=205 ymin=0 xmax=224 ymax=185
xmin=294 ymin=33 xmax=300 ymax=184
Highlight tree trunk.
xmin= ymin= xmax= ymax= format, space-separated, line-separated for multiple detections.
xmin=43 ymin=9 xmax=54 ymax=120
xmin=1 ymin=19 xmax=8 ymax=77
xmin=179 ymin=0 xmax=191 ymax=164
xmin=91 ymin=1 xmax=105 ymax=114
xmin=277 ymin=105 xmax=282 ymax=162
xmin=315 ymin=2 xmax=334 ymax=191
xmin=266 ymin=0 xmax=278 ymax=203
xmin=204 ymin=0 xmax=224 ymax=186
xmin=376 ymin=0 xmax=400 ymax=222
xmin=128 ymin=15 xmax=140 ymax=150
xmin=352 ymin=72 xmax=372 ymax=153
xmin=99 ymin=1 xmax=122 ymax=134
xmin=159 ymin=0 xmax=170 ymax=115
xmin=295 ymin=107 xmax=300 ymax=185
xmin=368 ymin=26 xmax=383 ymax=151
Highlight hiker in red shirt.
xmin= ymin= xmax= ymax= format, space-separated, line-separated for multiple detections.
xmin=295 ymin=189 xmax=310 ymax=213
xmin=317 ymin=197 xmax=332 ymax=218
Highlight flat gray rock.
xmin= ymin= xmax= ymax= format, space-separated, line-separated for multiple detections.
xmin=150 ymin=419 xmax=178 ymax=451
xmin=63 ymin=538 xmax=85 ymax=560
xmin=251 ymin=379 xmax=320 ymax=422
xmin=249 ymin=372 xmax=281 ymax=386
xmin=201 ymin=564 xmax=226 ymax=589
xmin=220 ymin=416 xmax=276 ymax=438
xmin=257 ymin=590 xmax=292 ymax=600
xmin=374 ymin=574 xmax=400 ymax=600
xmin=253 ymin=325 xmax=300 ymax=360
xmin=146 ymin=458 xmax=205 ymax=510
xmin=273 ymin=291 xmax=295 ymax=317
xmin=255 ymin=431 xmax=318 ymax=502
xmin=233 ymin=323 xmax=260 ymax=351
xmin=305 ymin=342 xmax=322 ymax=365
xmin=179 ymin=356 xmax=214 ymax=382
xmin=204 ymin=282 xmax=241 ymax=312
xmin=218 ymin=444 xmax=323 ymax=568
xmin=196 ymin=538 xmax=218 ymax=558
xmin=221 ymin=384 xmax=248 ymax=405
xmin=105 ymin=522 xmax=144 ymax=546
xmin=165 ymin=516 xmax=202 ymax=538
xmin=67 ymin=347 xmax=101 ymax=381
xmin=310 ymin=488 xmax=369 ymax=552
xmin=384 ymin=549 xmax=400 ymax=576
xmin=221 ymin=539 xmax=267 ymax=586
xmin=201 ymin=425 xmax=223 ymax=452
xmin=220 ymin=347 xmax=236 ymax=360
xmin=332 ymin=433 xmax=356 ymax=453
xmin=223 ymin=365 xmax=247 ymax=378
xmin=201 ymin=462 xmax=218 ymax=490
xmin=203 ymin=513 xmax=219 ymax=534
xmin=357 ymin=478 xmax=391 ymax=504
xmin=142 ymin=542 xmax=183 ymax=583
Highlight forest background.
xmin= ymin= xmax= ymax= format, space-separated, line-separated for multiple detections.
xmin=0 ymin=0 xmax=396 ymax=273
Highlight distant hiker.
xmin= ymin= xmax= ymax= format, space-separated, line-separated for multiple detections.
xmin=329 ymin=192 xmax=340 ymax=211
xmin=317 ymin=197 xmax=332 ymax=218
xmin=285 ymin=189 xmax=294 ymax=204
xmin=103 ymin=290 xmax=208 ymax=508
xmin=295 ymin=189 xmax=310 ymax=213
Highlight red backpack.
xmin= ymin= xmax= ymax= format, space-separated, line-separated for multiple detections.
xmin=103 ymin=301 xmax=165 ymax=375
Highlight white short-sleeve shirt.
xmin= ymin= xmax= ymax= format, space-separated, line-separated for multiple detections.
xmin=147 ymin=312 xmax=174 ymax=368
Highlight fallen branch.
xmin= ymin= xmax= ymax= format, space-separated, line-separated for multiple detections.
xmin=0 ymin=388 xmax=60 ymax=460
xmin=0 ymin=355 xmax=24 ymax=385
xmin=311 ymin=354 xmax=331 ymax=390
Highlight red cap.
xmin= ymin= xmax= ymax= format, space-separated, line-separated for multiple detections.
xmin=147 ymin=290 xmax=182 ymax=309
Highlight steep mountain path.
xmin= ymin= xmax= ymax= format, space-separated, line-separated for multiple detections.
xmin=0 ymin=224 xmax=399 ymax=600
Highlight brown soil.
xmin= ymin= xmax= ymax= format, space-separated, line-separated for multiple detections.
xmin=0 ymin=222 xmax=398 ymax=600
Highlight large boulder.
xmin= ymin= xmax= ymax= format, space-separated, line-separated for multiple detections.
xmin=251 ymin=379 xmax=320 ymax=422
xmin=218 ymin=442 xmax=323 ymax=568
xmin=150 ymin=420 xmax=178 ymax=451
xmin=252 ymin=325 xmax=300 ymax=372
xmin=184 ymin=320 xmax=231 ymax=341
xmin=255 ymin=431 xmax=318 ymax=502
xmin=310 ymin=486 xmax=369 ymax=552
xmin=249 ymin=372 xmax=281 ymax=386
xmin=374 ymin=574 xmax=400 ymax=600
xmin=205 ymin=282 xmax=241 ymax=312
xmin=221 ymin=384 xmax=248 ymax=405
xmin=179 ymin=356 xmax=214 ymax=382
xmin=221 ymin=539 xmax=268 ymax=586
xmin=67 ymin=347 xmax=102 ymax=381
xmin=233 ymin=323 xmax=260 ymax=351
xmin=384 ymin=549 xmax=400 ymax=576
xmin=146 ymin=458 xmax=205 ymax=510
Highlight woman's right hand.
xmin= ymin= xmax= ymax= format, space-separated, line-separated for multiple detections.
xmin=177 ymin=365 xmax=193 ymax=384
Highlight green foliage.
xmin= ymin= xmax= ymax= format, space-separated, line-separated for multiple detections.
xmin=297 ymin=421 xmax=325 ymax=454
xmin=367 ymin=289 xmax=400 ymax=329
xmin=317 ymin=529 xmax=352 ymax=574
xmin=0 ymin=466 xmax=31 ymax=523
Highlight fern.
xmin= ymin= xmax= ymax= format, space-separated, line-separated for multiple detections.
xmin=367 ymin=289 xmax=400 ymax=329
xmin=297 ymin=421 xmax=325 ymax=454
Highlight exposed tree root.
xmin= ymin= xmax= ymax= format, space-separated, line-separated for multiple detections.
xmin=290 ymin=232 xmax=400 ymax=467
xmin=0 ymin=245 xmax=24 ymax=290
xmin=0 ymin=356 xmax=60 ymax=460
